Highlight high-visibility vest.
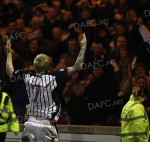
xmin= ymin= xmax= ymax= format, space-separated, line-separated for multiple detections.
xmin=121 ymin=95 xmax=149 ymax=142
xmin=0 ymin=92 xmax=19 ymax=133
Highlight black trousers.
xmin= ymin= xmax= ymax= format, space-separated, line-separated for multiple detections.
xmin=0 ymin=132 xmax=6 ymax=142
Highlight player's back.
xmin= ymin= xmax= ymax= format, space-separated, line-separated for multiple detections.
xmin=24 ymin=72 xmax=58 ymax=119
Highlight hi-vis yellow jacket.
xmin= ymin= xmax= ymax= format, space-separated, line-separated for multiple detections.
xmin=121 ymin=94 xmax=149 ymax=142
xmin=0 ymin=92 xmax=19 ymax=133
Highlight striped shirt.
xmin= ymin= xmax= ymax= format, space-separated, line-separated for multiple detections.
xmin=12 ymin=69 xmax=68 ymax=121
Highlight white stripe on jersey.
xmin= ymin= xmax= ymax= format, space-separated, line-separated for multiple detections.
xmin=23 ymin=73 xmax=58 ymax=119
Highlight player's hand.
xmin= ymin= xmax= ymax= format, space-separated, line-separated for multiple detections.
xmin=80 ymin=33 xmax=87 ymax=49
xmin=6 ymin=39 xmax=12 ymax=53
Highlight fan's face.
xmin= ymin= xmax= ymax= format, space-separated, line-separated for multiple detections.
xmin=116 ymin=36 xmax=126 ymax=48
xmin=137 ymin=78 xmax=146 ymax=91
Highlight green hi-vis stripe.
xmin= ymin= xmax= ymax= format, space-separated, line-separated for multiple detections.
xmin=121 ymin=115 xmax=146 ymax=121
xmin=121 ymin=132 xmax=147 ymax=137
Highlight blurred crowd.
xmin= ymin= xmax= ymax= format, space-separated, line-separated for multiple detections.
xmin=0 ymin=0 xmax=150 ymax=126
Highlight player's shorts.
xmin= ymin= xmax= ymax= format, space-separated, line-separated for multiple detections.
xmin=22 ymin=116 xmax=59 ymax=142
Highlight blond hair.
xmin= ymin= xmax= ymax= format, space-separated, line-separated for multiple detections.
xmin=33 ymin=54 xmax=53 ymax=73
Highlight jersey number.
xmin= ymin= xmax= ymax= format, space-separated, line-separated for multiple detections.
xmin=32 ymin=85 xmax=40 ymax=103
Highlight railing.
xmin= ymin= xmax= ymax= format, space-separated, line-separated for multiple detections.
xmin=6 ymin=125 xmax=121 ymax=142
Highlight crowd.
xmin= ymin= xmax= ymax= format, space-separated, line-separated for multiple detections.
xmin=0 ymin=0 xmax=150 ymax=126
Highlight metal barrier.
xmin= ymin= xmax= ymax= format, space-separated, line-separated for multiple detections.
xmin=6 ymin=125 xmax=121 ymax=142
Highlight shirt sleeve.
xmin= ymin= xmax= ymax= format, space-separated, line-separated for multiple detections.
xmin=11 ymin=70 xmax=24 ymax=83
xmin=50 ymin=69 xmax=68 ymax=87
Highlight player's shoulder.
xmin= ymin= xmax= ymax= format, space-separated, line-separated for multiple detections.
xmin=49 ymin=69 xmax=66 ymax=75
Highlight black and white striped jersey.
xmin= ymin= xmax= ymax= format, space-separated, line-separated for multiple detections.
xmin=12 ymin=69 xmax=68 ymax=121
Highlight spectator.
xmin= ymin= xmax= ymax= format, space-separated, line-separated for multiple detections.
xmin=135 ymin=76 xmax=150 ymax=119
xmin=51 ymin=0 xmax=62 ymax=11
xmin=17 ymin=26 xmax=33 ymax=48
xmin=16 ymin=18 xmax=25 ymax=32
xmin=24 ymin=38 xmax=42 ymax=62
xmin=60 ymin=38 xmax=79 ymax=67
xmin=111 ymin=48 xmax=133 ymax=97
xmin=0 ymin=2 xmax=19 ymax=25
xmin=42 ymin=6 xmax=59 ymax=39
xmin=63 ymin=0 xmax=76 ymax=17
xmin=6 ymin=21 xmax=19 ymax=39
xmin=84 ymin=66 xmax=118 ymax=125
xmin=108 ymin=35 xmax=127 ymax=59
xmin=33 ymin=7 xmax=45 ymax=22
xmin=46 ymin=26 xmax=70 ymax=65
xmin=57 ymin=9 xmax=74 ymax=30
xmin=63 ymin=71 xmax=85 ymax=124
xmin=115 ymin=0 xmax=128 ymax=14
xmin=115 ymin=62 xmax=149 ymax=99
xmin=132 ymin=63 xmax=149 ymax=86
xmin=30 ymin=16 xmax=43 ymax=31
xmin=93 ymin=27 xmax=112 ymax=53
xmin=91 ymin=43 xmax=107 ymax=61
xmin=34 ymin=28 xmax=51 ymax=52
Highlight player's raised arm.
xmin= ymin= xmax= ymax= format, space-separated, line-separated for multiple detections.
xmin=67 ymin=33 xmax=87 ymax=76
xmin=6 ymin=39 xmax=14 ymax=77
